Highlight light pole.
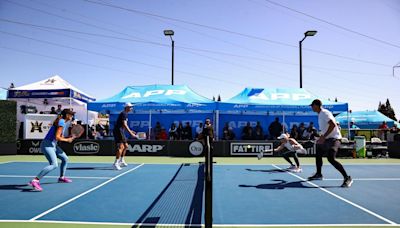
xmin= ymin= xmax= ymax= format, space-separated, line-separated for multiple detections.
xmin=299 ymin=30 xmax=317 ymax=88
xmin=393 ymin=62 xmax=400 ymax=77
xmin=164 ymin=30 xmax=175 ymax=85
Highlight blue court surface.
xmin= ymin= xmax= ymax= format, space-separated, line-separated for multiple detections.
xmin=0 ymin=161 xmax=399 ymax=227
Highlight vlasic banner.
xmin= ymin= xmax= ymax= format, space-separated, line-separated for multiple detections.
xmin=24 ymin=114 xmax=57 ymax=139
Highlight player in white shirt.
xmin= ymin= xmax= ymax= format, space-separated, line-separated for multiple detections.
xmin=308 ymin=99 xmax=353 ymax=187
xmin=272 ymin=133 xmax=306 ymax=173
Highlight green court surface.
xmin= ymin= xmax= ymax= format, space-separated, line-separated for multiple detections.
xmin=1 ymin=155 xmax=399 ymax=228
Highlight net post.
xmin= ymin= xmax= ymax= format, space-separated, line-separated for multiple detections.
xmin=205 ymin=135 xmax=213 ymax=227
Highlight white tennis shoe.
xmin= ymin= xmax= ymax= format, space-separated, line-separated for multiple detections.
xmin=113 ymin=163 xmax=122 ymax=170
xmin=257 ymin=152 xmax=263 ymax=160
xmin=119 ymin=161 xmax=128 ymax=167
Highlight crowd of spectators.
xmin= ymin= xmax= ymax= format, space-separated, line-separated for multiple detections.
xmin=225 ymin=119 xmax=319 ymax=141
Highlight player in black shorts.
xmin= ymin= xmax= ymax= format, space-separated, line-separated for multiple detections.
xmin=113 ymin=102 xmax=137 ymax=170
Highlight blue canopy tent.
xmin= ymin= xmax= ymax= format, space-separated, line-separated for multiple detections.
xmin=218 ymin=88 xmax=347 ymax=112
xmin=88 ymin=85 xmax=215 ymax=113
xmin=217 ymin=88 xmax=349 ymax=139
xmin=336 ymin=110 xmax=399 ymax=129
xmin=88 ymin=85 xmax=216 ymax=138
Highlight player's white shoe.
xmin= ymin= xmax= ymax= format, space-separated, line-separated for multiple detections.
xmin=292 ymin=167 xmax=302 ymax=173
xmin=113 ymin=163 xmax=122 ymax=170
xmin=257 ymin=151 xmax=263 ymax=160
xmin=119 ymin=161 xmax=128 ymax=167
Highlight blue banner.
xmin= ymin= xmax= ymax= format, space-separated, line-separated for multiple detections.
xmin=218 ymin=114 xmax=319 ymax=139
xmin=110 ymin=113 xmax=213 ymax=139
xmin=8 ymin=89 xmax=95 ymax=103
xmin=8 ymin=89 xmax=70 ymax=99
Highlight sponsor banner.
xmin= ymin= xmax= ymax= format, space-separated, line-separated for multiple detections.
xmin=24 ymin=114 xmax=57 ymax=139
xmin=16 ymin=139 xmax=316 ymax=157
xmin=126 ymin=141 xmax=168 ymax=155
xmin=189 ymin=141 xmax=204 ymax=156
xmin=219 ymin=114 xmax=318 ymax=140
xmin=8 ymin=89 xmax=70 ymax=99
xmin=300 ymin=141 xmax=316 ymax=155
xmin=17 ymin=139 xmax=113 ymax=155
xmin=110 ymin=113 xmax=213 ymax=139
xmin=17 ymin=140 xmax=42 ymax=155
xmin=71 ymin=90 xmax=95 ymax=103
xmin=230 ymin=142 xmax=273 ymax=156
xmin=73 ymin=141 xmax=100 ymax=155
xmin=64 ymin=140 xmax=113 ymax=156
xmin=0 ymin=143 xmax=17 ymax=155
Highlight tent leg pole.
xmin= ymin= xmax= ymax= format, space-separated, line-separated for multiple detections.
xmin=148 ymin=111 xmax=152 ymax=140
xmin=86 ymin=108 xmax=89 ymax=140
xmin=282 ymin=112 xmax=286 ymax=133
xmin=347 ymin=109 xmax=350 ymax=140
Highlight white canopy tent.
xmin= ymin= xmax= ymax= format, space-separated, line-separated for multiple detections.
xmin=8 ymin=75 xmax=97 ymax=138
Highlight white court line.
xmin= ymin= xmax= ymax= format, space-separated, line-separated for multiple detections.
xmin=214 ymin=163 xmax=400 ymax=166
xmin=272 ymin=164 xmax=397 ymax=225
xmin=1 ymin=220 xmax=399 ymax=227
xmin=324 ymin=178 xmax=400 ymax=181
xmin=29 ymin=163 xmax=144 ymax=221
xmin=0 ymin=161 xmax=13 ymax=164
xmin=0 ymin=175 xmax=111 ymax=180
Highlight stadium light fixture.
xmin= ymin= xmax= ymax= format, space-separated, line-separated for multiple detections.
xmin=300 ymin=30 xmax=318 ymax=88
xmin=164 ymin=30 xmax=175 ymax=85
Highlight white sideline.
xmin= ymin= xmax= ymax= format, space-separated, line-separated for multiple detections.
xmin=29 ymin=163 xmax=144 ymax=221
xmin=323 ymin=178 xmax=400 ymax=181
xmin=0 ymin=220 xmax=399 ymax=227
xmin=0 ymin=175 xmax=111 ymax=179
xmin=272 ymin=164 xmax=397 ymax=225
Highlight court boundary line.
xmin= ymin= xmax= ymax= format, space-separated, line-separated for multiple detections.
xmin=3 ymin=160 xmax=400 ymax=166
xmin=271 ymin=164 xmax=398 ymax=225
xmin=0 ymin=175 xmax=112 ymax=180
xmin=29 ymin=163 xmax=144 ymax=221
xmin=1 ymin=219 xmax=400 ymax=227
xmin=323 ymin=178 xmax=400 ymax=181
xmin=0 ymin=161 xmax=13 ymax=164
xmin=215 ymin=163 xmax=400 ymax=166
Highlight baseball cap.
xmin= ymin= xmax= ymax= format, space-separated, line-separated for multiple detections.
xmin=124 ymin=102 xmax=133 ymax=108
xmin=277 ymin=133 xmax=288 ymax=140
xmin=310 ymin=99 xmax=322 ymax=107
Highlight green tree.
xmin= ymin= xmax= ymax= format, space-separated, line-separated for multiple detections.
xmin=378 ymin=99 xmax=397 ymax=121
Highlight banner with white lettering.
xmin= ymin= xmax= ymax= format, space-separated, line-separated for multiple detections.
xmin=126 ymin=141 xmax=168 ymax=155
xmin=24 ymin=114 xmax=57 ymax=139
xmin=219 ymin=114 xmax=318 ymax=140
xmin=110 ymin=113 xmax=213 ymax=139
xmin=230 ymin=142 xmax=274 ymax=156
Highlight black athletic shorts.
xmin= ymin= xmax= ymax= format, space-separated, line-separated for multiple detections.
xmin=113 ymin=128 xmax=127 ymax=144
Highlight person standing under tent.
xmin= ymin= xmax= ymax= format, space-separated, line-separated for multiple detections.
xmin=29 ymin=109 xmax=75 ymax=191
xmin=268 ymin=117 xmax=283 ymax=139
xmin=200 ymin=118 xmax=214 ymax=147
xmin=112 ymin=103 xmax=137 ymax=170
xmin=308 ymin=99 xmax=353 ymax=188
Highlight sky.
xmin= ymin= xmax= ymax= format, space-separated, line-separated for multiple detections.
xmin=1 ymin=0 xmax=399 ymax=116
